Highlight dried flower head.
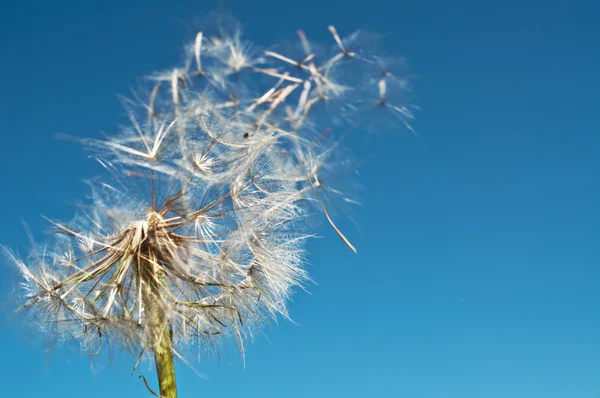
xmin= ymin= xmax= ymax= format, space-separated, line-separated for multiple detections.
xmin=4 ymin=16 xmax=415 ymax=397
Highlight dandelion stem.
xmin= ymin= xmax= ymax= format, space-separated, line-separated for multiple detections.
xmin=141 ymin=256 xmax=178 ymax=398
xmin=152 ymin=319 xmax=177 ymax=398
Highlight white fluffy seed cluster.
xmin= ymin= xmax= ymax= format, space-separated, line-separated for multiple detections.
xmin=5 ymin=17 xmax=414 ymax=362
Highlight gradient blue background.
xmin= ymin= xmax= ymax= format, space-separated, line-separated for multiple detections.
xmin=1 ymin=0 xmax=598 ymax=397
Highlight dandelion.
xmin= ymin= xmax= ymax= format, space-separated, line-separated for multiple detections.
xmin=4 ymin=16 xmax=416 ymax=397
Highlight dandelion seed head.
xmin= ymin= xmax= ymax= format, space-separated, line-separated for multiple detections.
xmin=5 ymin=15 xmax=416 ymax=368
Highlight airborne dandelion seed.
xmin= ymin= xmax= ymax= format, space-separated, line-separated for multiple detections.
xmin=4 ymin=16 xmax=416 ymax=398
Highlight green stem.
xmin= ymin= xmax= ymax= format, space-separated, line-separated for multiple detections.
xmin=151 ymin=314 xmax=177 ymax=398
xmin=141 ymin=258 xmax=178 ymax=398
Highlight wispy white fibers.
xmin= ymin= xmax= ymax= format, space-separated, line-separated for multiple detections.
xmin=4 ymin=15 xmax=415 ymax=368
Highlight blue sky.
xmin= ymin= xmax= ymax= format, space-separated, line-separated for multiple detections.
xmin=1 ymin=0 xmax=599 ymax=397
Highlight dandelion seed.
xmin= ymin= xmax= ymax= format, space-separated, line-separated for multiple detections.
xmin=194 ymin=32 xmax=204 ymax=74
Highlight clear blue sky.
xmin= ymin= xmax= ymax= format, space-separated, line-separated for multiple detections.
xmin=1 ymin=0 xmax=599 ymax=397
